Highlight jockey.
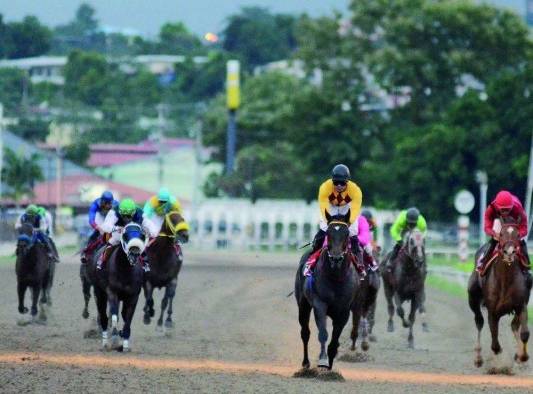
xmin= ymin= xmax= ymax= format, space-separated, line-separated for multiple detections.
xmin=143 ymin=187 xmax=190 ymax=239
xmin=386 ymin=207 xmax=427 ymax=271
xmin=15 ymin=204 xmax=58 ymax=262
xmin=361 ymin=209 xmax=378 ymax=250
xmin=81 ymin=191 xmax=118 ymax=264
xmin=37 ymin=206 xmax=59 ymax=261
xmin=303 ymin=164 xmax=365 ymax=277
xmin=358 ymin=214 xmax=379 ymax=271
xmin=97 ymin=198 xmax=150 ymax=271
xmin=476 ymin=190 xmax=530 ymax=273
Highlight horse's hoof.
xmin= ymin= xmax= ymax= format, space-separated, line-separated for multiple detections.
xmin=164 ymin=320 xmax=174 ymax=329
xmin=350 ymin=345 xmax=356 ymax=352
xmin=402 ymin=321 xmax=410 ymax=328
xmin=19 ymin=307 xmax=28 ymax=314
xmin=408 ymin=341 xmax=414 ymax=349
xmin=387 ymin=322 xmax=394 ymax=332
xmin=143 ymin=315 xmax=151 ymax=325
xmin=361 ymin=342 xmax=369 ymax=352
xmin=521 ymin=354 xmax=529 ymax=363
xmin=317 ymin=358 xmax=329 ymax=368
xmin=82 ymin=310 xmax=89 ymax=319
xmin=474 ymin=358 xmax=483 ymax=368
xmin=369 ymin=334 xmax=377 ymax=342
xmin=149 ymin=309 xmax=155 ymax=318
xmin=422 ymin=323 xmax=429 ymax=333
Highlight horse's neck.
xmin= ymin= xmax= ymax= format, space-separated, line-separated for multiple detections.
xmin=317 ymin=254 xmax=351 ymax=281
xmin=149 ymin=237 xmax=176 ymax=265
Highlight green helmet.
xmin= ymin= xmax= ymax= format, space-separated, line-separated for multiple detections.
xmin=26 ymin=204 xmax=39 ymax=216
xmin=119 ymin=198 xmax=136 ymax=217
xmin=37 ymin=206 xmax=46 ymax=216
xmin=157 ymin=187 xmax=171 ymax=202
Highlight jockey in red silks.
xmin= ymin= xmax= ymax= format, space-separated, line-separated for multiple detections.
xmin=476 ymin=190 xmax=530 ymax=273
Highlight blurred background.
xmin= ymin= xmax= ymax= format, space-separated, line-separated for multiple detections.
xmin=0 ymin=0 xmax=531 ymax=259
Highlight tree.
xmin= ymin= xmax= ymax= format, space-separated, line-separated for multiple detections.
xmin=1 ymin=148 xmax=44 ymax=204
xmin=10 ymin=118 xmax=50 ymax=142
xmin=157 ymin=22 xmax=203 ymax=54
xmin=222 ymin=7 xmax=298 ymax=70
xmin=5 ymin=16 xmax=51 ymax=58
xmin=63 ymin=50 xmax=109 ymax=106
xmin=0 ymin=68 xmax=25 ymax=113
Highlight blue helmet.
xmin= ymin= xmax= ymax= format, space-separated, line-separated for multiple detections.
xmin=100 ymin=190 xmax=114 ymax=203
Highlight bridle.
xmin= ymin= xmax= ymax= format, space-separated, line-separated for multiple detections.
xmin=159 ymin=212 xmax=182 ymax=239
xmin=326 ymin=220 xmax=349 ymax=266
xmin=498 ymin=223 xmax=520 ymax=265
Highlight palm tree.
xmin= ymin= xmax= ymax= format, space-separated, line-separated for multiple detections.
xmin=1 ymin=148 xmax=43 ymax=206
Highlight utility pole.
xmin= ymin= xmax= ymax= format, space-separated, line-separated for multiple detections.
xmin=525 ymin=132 xmax=533 ymax=236
xmin=0 ymin=103 xmax=4 ymax=203
xmin=475 ymin=170 xmax=488 ymax=247
xmin=156 ymin=103 xmax=167 ymax=189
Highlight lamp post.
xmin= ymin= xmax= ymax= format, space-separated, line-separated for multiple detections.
xmin=475 ymin=170 xmax=488 ymax=247
xmin=0 ymin=103 xmax=4 ymax=203
xmin=524 ymin=132 xmax=533 ymax=236
xmin=226 ymin=60 xmax=240 ymax=175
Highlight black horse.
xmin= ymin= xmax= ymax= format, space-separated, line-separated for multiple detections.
xmin=143 ymin=211 xmax=188 ymax=329
xmin=93 ymin=224 xmax=145 ymax=352
xmin=16 ymin=223 xmax=55 ymax=322
xmin=350 ymin=266 xmax=379 ymax=352
xmin=382 ymin=228 xmax=426 ymax=348
xmin=80 ymin=233 xmax=108 ymax=319
xmin=295 ymin=212 xmax=359 ymax=370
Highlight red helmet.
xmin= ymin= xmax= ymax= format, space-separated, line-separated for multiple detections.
xmin=494 ymin=190 xmax=513 ymax=210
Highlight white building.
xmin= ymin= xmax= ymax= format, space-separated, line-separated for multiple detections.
xmin=0 ymin=56 xmax=67 ymax=85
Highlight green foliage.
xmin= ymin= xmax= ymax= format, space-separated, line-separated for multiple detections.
xmin=64 ymin=140 xmax=90 ymax=165
xmin=1 ymin=148 xmax=44 ymax=203
xmin=9 ymin=118 xmax=50 ymax=142
xmin=158 ymin=22 xmax=203 ymax=54
xmin=222 ymin=7 xmax=298 ymax=70
xmin=1 ymin=15 xmax=52 ymax=59
xmin=0 ymin=68 xmax=24 ymax=112
xmin=63 ymin=50 xmax=109 ymax=106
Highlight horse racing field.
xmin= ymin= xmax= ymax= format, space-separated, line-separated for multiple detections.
xmin=0 ymin=251 xmax=532 ymax=393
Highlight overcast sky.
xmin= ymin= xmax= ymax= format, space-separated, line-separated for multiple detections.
xmin=0 ymin=0 xmax=526 ymax=37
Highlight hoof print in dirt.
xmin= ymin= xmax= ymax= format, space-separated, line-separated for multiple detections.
xmin=83 ymin=329 xmax=99 ymax=339
xmin=486 ymin=366 xmax=514 ymax=375
xmin=338 ymin=352 xmax=373 ymax=363
xmin=316 ymin=369 xmax=345 ymax=382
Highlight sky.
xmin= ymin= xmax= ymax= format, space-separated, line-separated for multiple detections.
xmin=0 ymin=0 xmax=527 ymax=37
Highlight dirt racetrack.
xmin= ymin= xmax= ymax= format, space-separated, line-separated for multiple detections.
xmin=0 ymin=250 xmax=532 ymax=393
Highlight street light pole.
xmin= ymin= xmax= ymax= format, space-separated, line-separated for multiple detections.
xmin=0 ymin=103 xmax=4 ymax=202
xmin=524 ymin=132 xmax=533 ymax=236
xmin=226 ymin=60 xmax=240 ymax=175
xmin=476 ymin=170 xmax=488 ymax=247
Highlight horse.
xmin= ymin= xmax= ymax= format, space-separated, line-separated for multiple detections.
xmin=350 ymin=262 xmax=379 ymax=352
xmin=142 ymin=211 xmax=188 ymax=329
xmin=382 ymin=228 xmax=426 ymax=348
xmin=15 ymin=223 xmax=55 ymax=323
xmin=93 ymin=223 xmax=146 ymax=352
xmin=80 ymin=233 xmax=109 ymax=319
xmin=468 ymin=220 xmax=532 ymax=367
xmin=295 ymin=212 xmax=359 ymax=370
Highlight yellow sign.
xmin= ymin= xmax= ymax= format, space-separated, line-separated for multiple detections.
xmin=226 ymin=60 xmax=240 ymax=110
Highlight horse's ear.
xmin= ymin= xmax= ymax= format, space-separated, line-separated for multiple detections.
xmin=325 ymin=210 xmax=332 ymax=223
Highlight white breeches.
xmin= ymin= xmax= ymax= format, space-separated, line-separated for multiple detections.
xmin=143 ymin=215 xmax=164 ymax=238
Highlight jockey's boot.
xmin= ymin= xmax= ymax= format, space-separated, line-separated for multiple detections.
xmin=141 ymin=252 xmax=150 ymax=272
xmin=44 ymin=237 xmax=59 ymax=263
xmin=350 ymin=237 xmax=366 ymax=280
xmin=97 ymin=245 xmax=112 ymax=270
xmin=363 ymin=244 xmax=379 ymax=272
xmin=476 ymin=239 xmax=497 ymax=273
xmin=303 ymin=230 xmax=326 ymax=277
xmin=386 ymin=242 xmax=402 ymax=272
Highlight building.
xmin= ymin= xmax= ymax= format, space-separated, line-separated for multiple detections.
xmin=0 ymin=56 xmax=67 ymax=85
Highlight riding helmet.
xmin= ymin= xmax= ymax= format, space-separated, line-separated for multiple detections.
xmin=25 ymin=204 xmax=39 ymax=216
xmin=100 ymin=190 xmax=114 ymax=203
xmin=157 ymin=187 xmax=171 ymax=202
xmin=119 ymin=198 xmax=137 ymax=217
xmin=494 ymin=190 xmax=513 ymax=210
xmin=361 ymin=209 xmax=373 ymax=221
xmin=331 ymin=164 xmax=350 ymax=183
xmin=406 ymin=207 xmax=420 ymax=224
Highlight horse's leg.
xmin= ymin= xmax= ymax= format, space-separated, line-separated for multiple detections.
xmin=30 ymin=286 xmax=40 ymax=321
xmin=350 ymin=306 xmax=361 ymax=351
xmin=488 ymin=312 xmax=502 ymax=356
xmin=95 ymin=289 xmax=109 ymax=349
xmin=394 ymin=293 xmax=408 ymax=328
xmin=313 ymin=300 xmax=329 ymax=367
xmin=107 ymin=290 xmax=120 ymax=347
xmin=368 ymin=299 xmax=377 ymax=341
xmin=407 ymin=295 xmax=419 ymax=349
xmin=515 ymin=305 xmax=530 ymax=363
xmin=384 ymin=281 xmax=395 ymax=332
xmin=157 ymin=288 xmax=170 ymax=329
xmin=164 ymin=278 xmax=177 ymax=328
xmin=17 ymin=282 xmax=28 ymax=314
xmin=419 ymin=289 xmax=429 ymax=332
xmin=298 ymin=299 xmax=312 ymax=369
xmin=328 ymin=309 xmax=350 ymax=370
xmin=80 ymin=265 xmax=91 ymax=319
xmin=468 ymin=273 xmax=484 ymax=367
xmin=120 ymin=295 xmax=139 ymax=352
xmin=142 ymin=281 xmax=154 ymax=325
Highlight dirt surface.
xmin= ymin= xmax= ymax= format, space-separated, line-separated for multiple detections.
xmin=0 ymin=250 xmax=532 ymax=393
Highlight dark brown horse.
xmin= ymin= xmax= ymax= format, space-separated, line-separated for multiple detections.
xmin=143 ymin=211 xmax=188 ymax=330
xmin=80 ymin=233 xmax=109 ymax=319
xmin=382 ymin=228 xmax=426 ymax=348
xmin=16 ymin=223 xmax=55 ymax=323
xmin=468 ymin=220 xmax=531 ymax=367
xmin=295 ymin=212 xmax=359 ymax=370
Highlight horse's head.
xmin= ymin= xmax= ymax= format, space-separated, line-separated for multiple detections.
xmin=498 ymin=222 xmax=520 ymax=264
xmin=120 ymin=223 xmax=146 ymax=266
xmin=160 ymin=211 xmax=189 ymax=243
xmin=403 ymin=229 xmax=426 ymax=268
xmin=16 ymin=223 xmax=34 ymax=257
xmin=324 ymin=211 xmax=350 ymax=270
